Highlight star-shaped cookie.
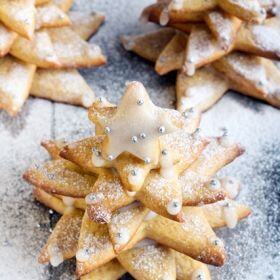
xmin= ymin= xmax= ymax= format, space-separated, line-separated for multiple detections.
xmin=98 ymin=81 xmax=178 ymax=164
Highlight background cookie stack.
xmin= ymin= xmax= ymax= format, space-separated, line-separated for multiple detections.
xmin=0 ymin=0 xmax=106 ymax=116
xmin=122 ymin=0 xmax=280 ymax=113
xmin=24 ymin=82 xmax=251 ymax=279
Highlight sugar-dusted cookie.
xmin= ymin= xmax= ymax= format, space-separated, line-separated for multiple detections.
xmin=123 ymin=0 xmax=280 ymax=111
xmin=24 ymin=82 xmax=251 ymax=279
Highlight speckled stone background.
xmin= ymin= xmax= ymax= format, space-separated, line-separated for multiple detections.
xmin=0 ymin=0 xmax=279 ymax=279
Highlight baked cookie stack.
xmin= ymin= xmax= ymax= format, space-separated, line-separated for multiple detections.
xmin=0 ymin=0 xmax=106 ymax=116
xmin=24 ymin=81 xmax=250 ymax=279
xmin=122 ymin=0 xmax=280 ymax=112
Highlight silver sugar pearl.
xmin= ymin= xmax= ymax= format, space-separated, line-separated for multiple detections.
xmin=158 ymin=126 xmax=166 ymax=134
xmin=144 ymin=157 xmax=151 ymax=164
xmin=137 ymin=99 xmax=144 ymax=105
xmin=210 ymin=179 xmax=219 ymax=188
xmin=172 ymin=201 xmax=179 ymax=208
xmin=131 ymin=170 xmax=137 ymax=176
xmin=104 ymin=127 xmax=111 ymax=134
xmin=131 ymin=136 xmax=138 ymax=143
xmin=183 ymin=107 xmax=194 ymax=118
xmin=92 ymin=147 xmax=101 ymax=157
xmin=187 ymin=57 xmax=194 ymax=63
xmin=224 ymin=201 xmax=230 ymax=208
xmin=213 ymin=240 xmax=219 ymax=246
xmin=140 ymin=132 xmax=146 ymax=139
xmin=107 ymin=155 xmax=114 ymax=161
xmin=194 ymin=128 xmax=201 ymax=135
xmin=182 ymin=111 xmax=188 ymax=118
xmin=161 ymin=149 xmax=168 ymax=156
xmin=98 ymin=96 xmax=104 ymax=103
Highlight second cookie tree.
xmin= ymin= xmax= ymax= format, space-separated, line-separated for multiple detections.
xmin=24 ymin=82 xmax=250 ymax=279
xmin=122 ymin=0 xmax=280 ymax=112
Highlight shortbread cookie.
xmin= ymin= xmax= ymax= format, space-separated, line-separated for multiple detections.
xmin=24 ymin=82 xmax=251 ymax=279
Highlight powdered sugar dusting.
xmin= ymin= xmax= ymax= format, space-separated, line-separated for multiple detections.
xmin=251 ymin=23 xmax=280 ymax=53
xmin=208 ymin=11 xmax=235 ymax=48
xmin=0 ymin=0 xmax=279 ymax=279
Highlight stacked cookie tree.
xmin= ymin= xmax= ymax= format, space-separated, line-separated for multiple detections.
xmin=122 ymin=0 xmax=280 ymax=113
xmin=24 ymin=82 xmax=251 ymax=279
xmin=0 ymin=0 xmax=106 ymax=116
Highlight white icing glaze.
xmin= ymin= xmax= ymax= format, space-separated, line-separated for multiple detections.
xmin=191 ymin=268 xmax=205 ymax=280
xmin=223 ymin=203 xmax=238 ymax=229
xmin=48 ymin=245 xmax=63 ymax=267
xmin=115 ymin=228 xmax=130 ymax=245
xmin=160 ymin=150 xmax=176 ymax=179
xmin=160 ymin=167 xmax=176 ymax=179
xmin=62 ymin=196 xmax=75 ymax=206
xmin=82 ymin=92 xmax=94 ymax=107
xmin=160 ymin=150 xmax=173 ymax=168
xmin=76 ymin=248 xmax=91 ymax=262
xmin=100 ymin=81 xmax=178 ymax=165
xmin=162 ymin=273 xmax=174 ymax=280
xmin=50 ymin=253 xmax=63 ymax=267
xmin=159 ymin=8 xmax=170 ymax=26
xmin=167 ymin=199 xmax=182 ymax=215
xmin=91 ymin=152 xmax=106 ymax=167
xmin=128 ymin=169 xmax=145 ymax=187
xmin=221 ymin=177 xmax=240 ymax=199
xmin=126 ymin=190 xmax=137 ymax=197
xmin=144 ymin=211 xmax=158 ymax=221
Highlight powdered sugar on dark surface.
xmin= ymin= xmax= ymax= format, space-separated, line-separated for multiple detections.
xmin=0 ymin=0 xmax=279 ymax=279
